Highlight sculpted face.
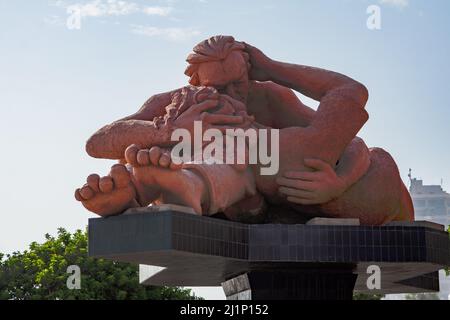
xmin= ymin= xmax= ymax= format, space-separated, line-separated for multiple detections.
xmin=196 ymin=51 xmax=249 ymax=103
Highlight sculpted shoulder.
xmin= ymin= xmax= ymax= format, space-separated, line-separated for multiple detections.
xmin=247 ymin=81 xmax=301 ymax=128
xmin=249 ymin=80 xmax=297 ymax=101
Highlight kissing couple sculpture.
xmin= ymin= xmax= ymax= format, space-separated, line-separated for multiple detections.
xmin=75 ymin=35 xmax=414 ymax=225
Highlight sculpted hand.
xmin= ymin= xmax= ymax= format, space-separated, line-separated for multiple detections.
xmin=219 ymin=94 xmax=255 ymax=128
xmin=173 ymin=98 xmax=244 ymax=136
xmin=276 ymin=158 xmax=347 ymax=205
xmin=240 ymin=41 xmax=274 ymax=82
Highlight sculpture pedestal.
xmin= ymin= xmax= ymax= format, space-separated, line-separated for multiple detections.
xmin=222 ymin=265 xmax=357 ymax=300
xmin=88 ymin=210 xmax=450 ymax=300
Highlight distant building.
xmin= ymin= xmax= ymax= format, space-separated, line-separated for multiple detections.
xmin=410 ymin=176 xmax=450 ymax=228
xmin=409 ymin=173 xmax=450 ymax=300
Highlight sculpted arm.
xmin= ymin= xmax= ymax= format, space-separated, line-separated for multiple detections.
xmin=264 ymin=82 xmax=371 ymax=205
xmin=86 ymin=90 xmax=177 ymax=160
xmin=85 ymin=89 xmax=243 ymax=160
xmin=245 ymin=43 xmax=368 ymax=165
xmin=245 ymin=43 xmax=368 ymax=102
xmin=86 ymin=120 xmax=174 ymax=160
xmin=244 ymin=42 xmax=370 ymax=205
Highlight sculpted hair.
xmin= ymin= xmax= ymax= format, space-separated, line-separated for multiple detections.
xmin=152 ymin=86 xmax=218 ymax=129
xmin=185 ymin=35 xmax=251 ymax=86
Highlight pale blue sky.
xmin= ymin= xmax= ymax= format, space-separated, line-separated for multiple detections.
xmin=0 ymin=0 xmax=449 ymax=299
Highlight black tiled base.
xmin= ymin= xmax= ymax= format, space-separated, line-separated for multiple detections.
xmin=88 ymin=211 xmax=450 ymax=297
xmin=222 ymin=264 xmax=357 ymax=300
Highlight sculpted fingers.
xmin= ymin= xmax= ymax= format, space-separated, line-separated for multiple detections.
xmin=217 ymin=99 xmax=235 ymax=115
xmin=220 ymin=94 xmax=246 ymax=113
xmin=276 ymin=177 xmax=316 ymax=191
xmin=190 ymin=99 xmax=219 ymax=114
xmin=279 ymin=187 xmax=315 ymax=199
xmin=283 ymin=171 xmax=319 ymax=181
xmin=201 ymin=113 xmax=244 ymax=125
xmin=196 ymin=91 xmax=219 ymax=103
xmin=304 ymin=158 xmax=334 ymax=173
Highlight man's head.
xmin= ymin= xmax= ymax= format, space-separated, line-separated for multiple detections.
xmin=185 ymin=35 xmax=251 ymax=102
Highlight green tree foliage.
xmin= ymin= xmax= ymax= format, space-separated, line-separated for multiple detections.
xmin=353 ymin=292 xmax=383 ymax=300
xmin=405 ymin=293 xmax=440 ymax=300
xmin=0 ymin=228 xmax=199 ymax=300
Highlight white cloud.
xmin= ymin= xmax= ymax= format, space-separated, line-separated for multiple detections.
xmin=59 ymin=1 xmax=174 ymax=18
xmin=131 ymin=25 xmax=201 ymax=41
xmin=379 ymin=0 xmax=409 ymax=8
xmin=143 ymin=6 xmax=173 ymax=17
xmin=67 ymin=0 xmax=139 ymax=17
xmin=51 ymin=1 xmax=200 ymax=38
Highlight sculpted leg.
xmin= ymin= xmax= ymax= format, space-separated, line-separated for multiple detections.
xmin=124 ymin=144 xmax=258 ymax=217
xmin=254 ymin=128 xmax=413 ymax=225
xmin=125 ymin=145 xmax=207 ymax=214
xmin=317 ymin=147 xmax=414 ymax=225
xmin=182 ymin=162 xmax=258 ymax=217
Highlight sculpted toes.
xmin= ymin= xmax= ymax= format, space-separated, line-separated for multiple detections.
xmin=87 ymin=174 xmax=100 ymax=193
xmin=80 ymin=185 xmax=95 ymax=200
xmin=110 ymin=164 xmax=131 ymax=188
xmin=125 ymin=144 xmax=139 ymax=166
xmin=111 ymin=163 xmax=129 ymax=175
xmin=149 ymin=146 xmax=162 ymax=166
xmin=159 ymin=152 xmax=171 ymax=168
xmin=99 ymin=176 xmax=114 ymax=193
xmin=75 ymin=189 xmax=84 ymax=201
xmin=137 ymin=149 xmax=150 ymax=166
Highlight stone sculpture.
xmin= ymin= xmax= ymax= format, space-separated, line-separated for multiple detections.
xmin=75 ymin=35 xmax=414 ymax=225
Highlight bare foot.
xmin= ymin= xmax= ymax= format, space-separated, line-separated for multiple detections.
xmin=125 ymin=145 xmax=206 ymax=214
xmin=75 ymin=164 xmax=139 ymax=217
xmin=125 ymin=144 xmax=182 ymax=170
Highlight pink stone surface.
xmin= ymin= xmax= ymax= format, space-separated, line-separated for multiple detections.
xmin=75 ymin=35 xmax=414 ymax=225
